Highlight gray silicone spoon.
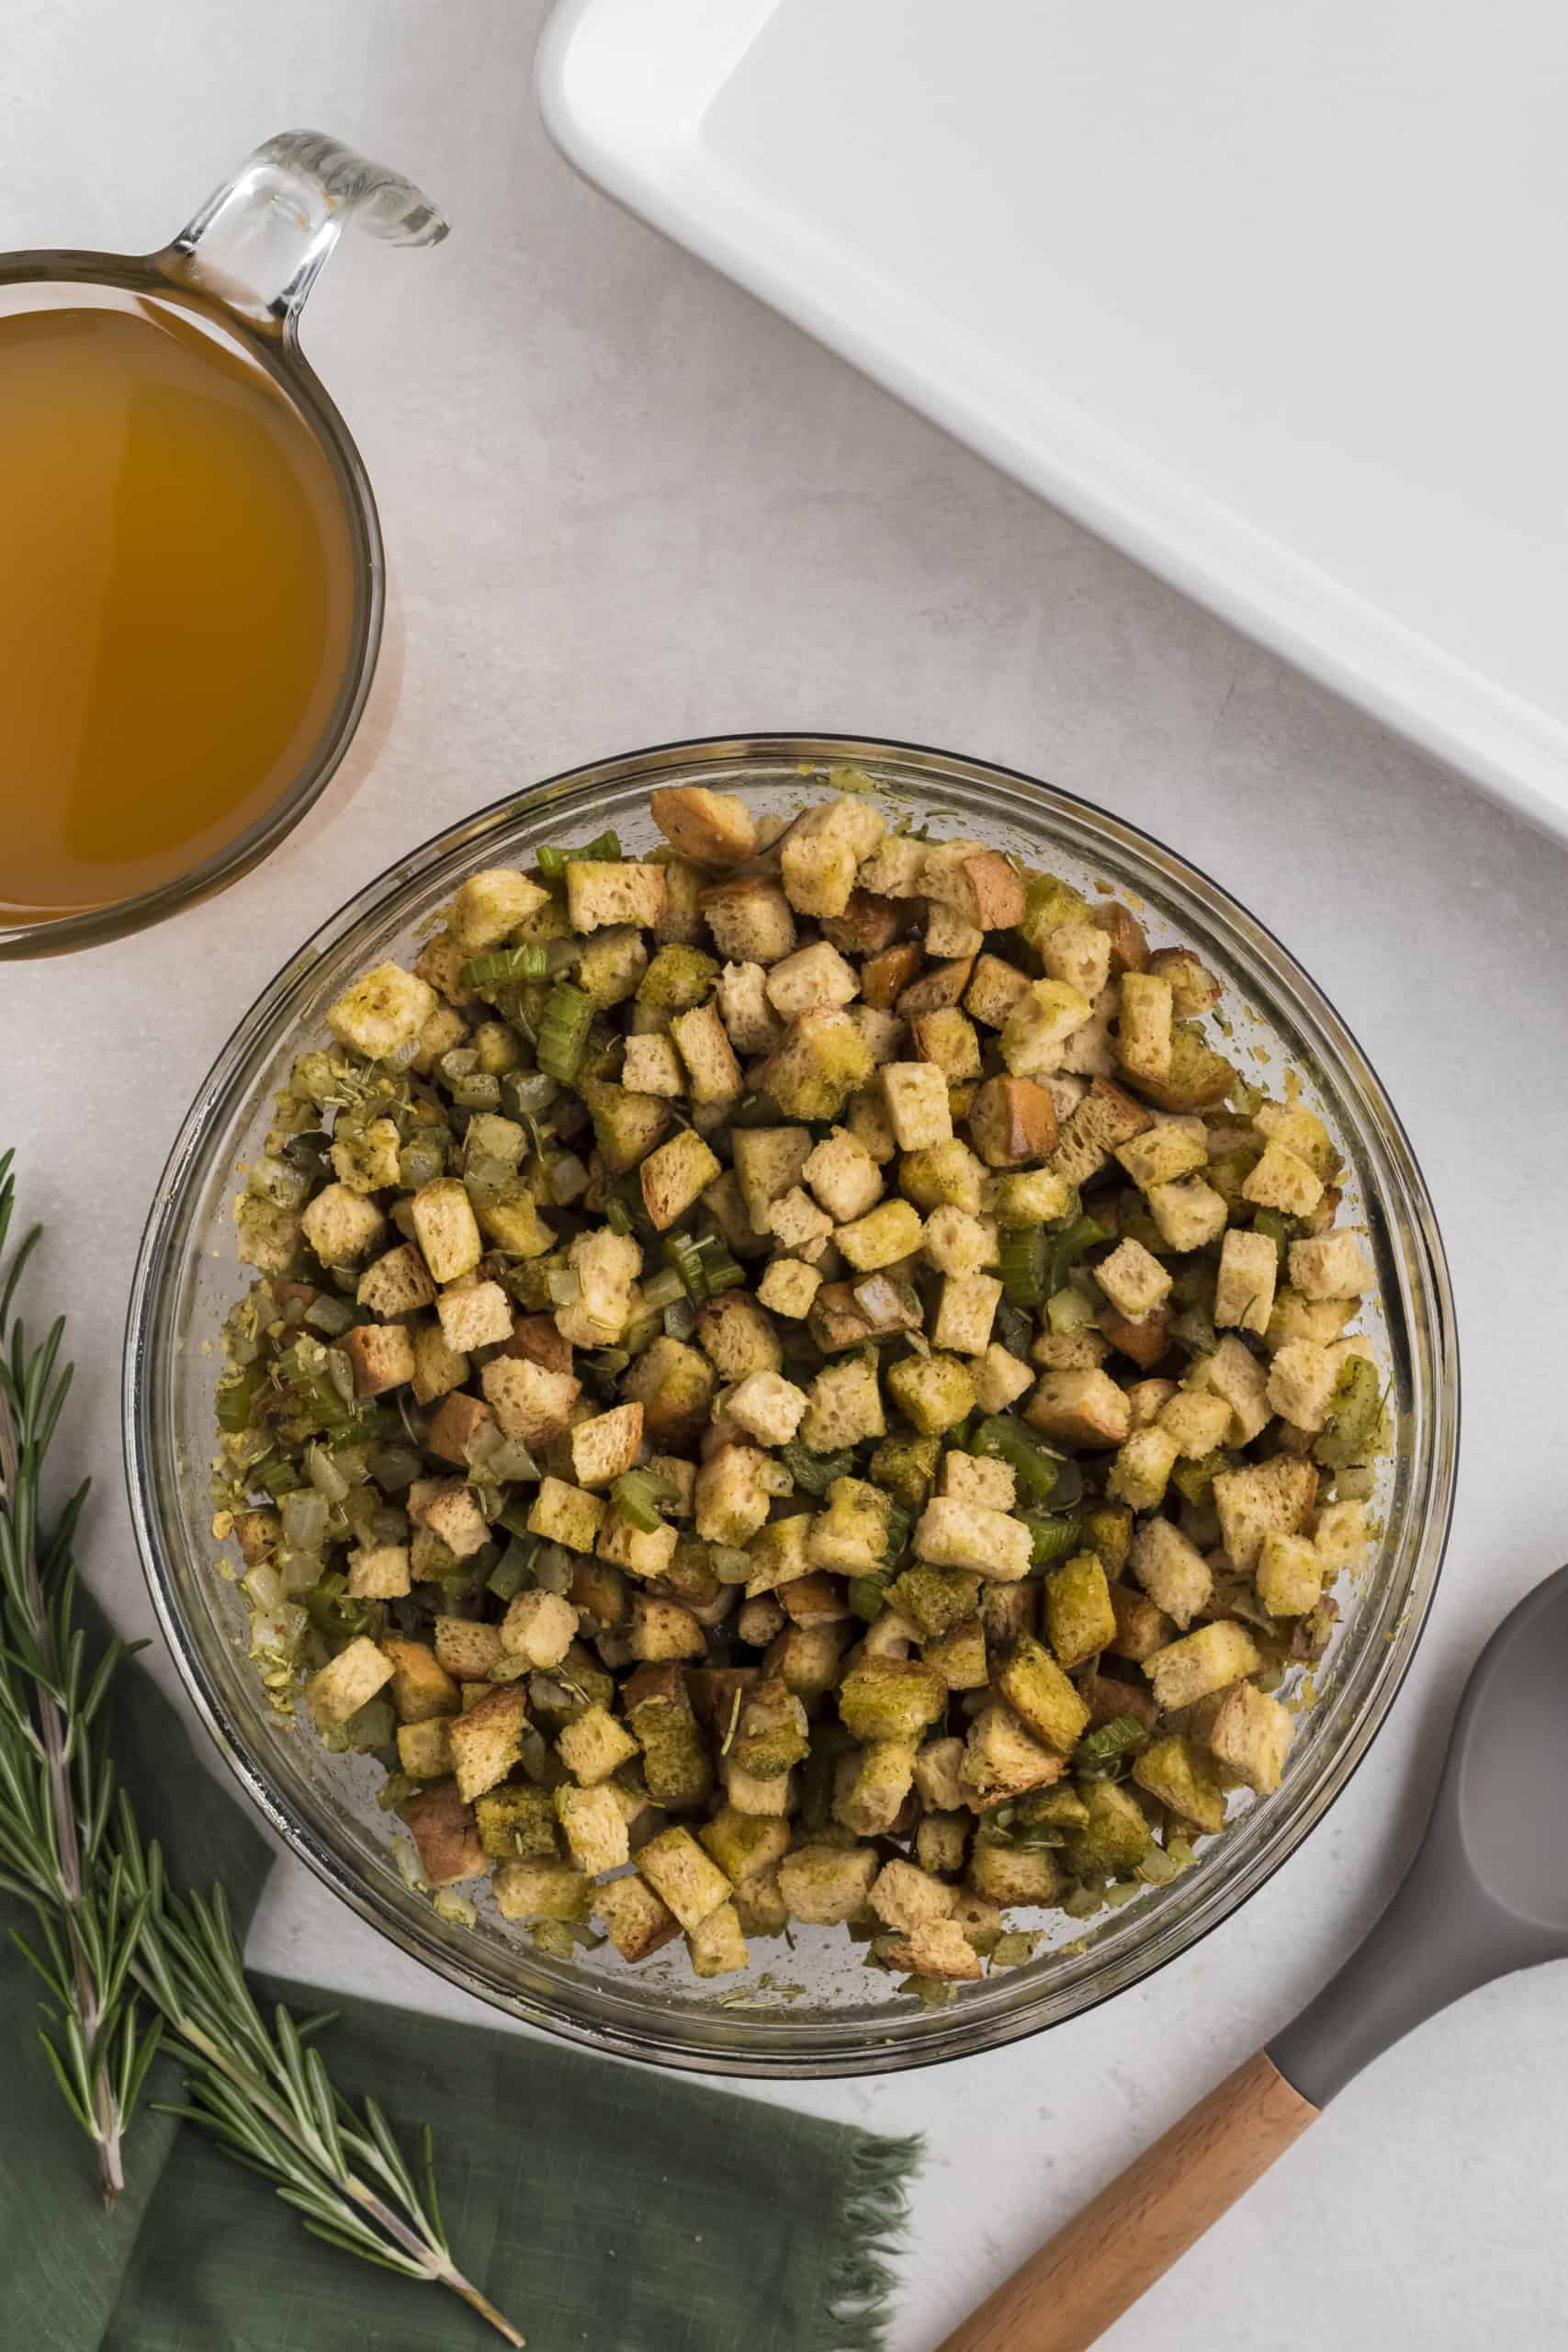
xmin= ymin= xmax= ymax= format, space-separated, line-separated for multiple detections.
xmin=939 ymin=1561 xmax=1568 ymax=2352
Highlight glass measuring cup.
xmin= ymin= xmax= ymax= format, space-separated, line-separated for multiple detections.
xmin=0 ymin=130 xmax=446 ymax=959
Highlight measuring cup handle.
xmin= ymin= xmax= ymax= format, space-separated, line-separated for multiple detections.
xmin=152 ymin=130 xmax=446 ymax=331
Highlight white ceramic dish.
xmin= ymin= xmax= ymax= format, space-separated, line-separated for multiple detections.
xmin=537 ymin=0 xmax=1568 ymax=838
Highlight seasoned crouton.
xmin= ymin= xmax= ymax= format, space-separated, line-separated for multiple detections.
xmin=716 ymin=960 xmax=784 ymax=1054
xmin=800 ymin=1357 xmax=886 ymax=1451
xmin=340 ymin=1321 xmax=414 ymax=1398
xmin=1051 ymin=1076 xmax=1154 ymax=1187
xmin=1115 ymin=1122 xmax=1210 ymax=1192
xmin=822 ymin=888 xmax=903 ymax=956
xmin=650 ymin=784 xmax=758 ymax=867
xmin=670 ymin=1001 xmax=742 ymax=1104
xmin=449 ymin=867 xmax=550 ymax=950
xmin=1106 ymin=1426 xmax=1179 ymax=1512
xmin=411 ymin=1478 xmax=490 ymax=1560
xmin=925 ymin=903 xmax=983 ymax=959
xmin=960 ymin=1704 xmax=1065 ymax=1805
xmin=996 ymin=1636 xmax=1090 ymax=1753
xmin=900 ymin=1138 xmax=988 ymax=1216
xmin=435 ymin=1279 xmax=512 ymax=1354
xmin=1044 ymin=1553 xmax=1117 ymax=1670
xmin=1024 ymin=1368 xmax=1131 ymax=1450
xmin=621 ymin=1032 xmax=684 ymax=1096
xmin=1314 ymin=1498 xmax=1369 ymax=1572
xmin=639 ymin=1128 xmax=724 ymax=1229
xmin=357 ymin=1242 xmax=436 ymax=1318
xmin=495 ymin=1856 xmax=590 ymax=1921
xmin=594 ymin=1872 xmax=681 ymax=1962
xmin=835 ymin=1198 xmax=924 ymax=1271
xmin=726 ymin=1370 xmax=808 ymax=1448
xmin=695 ymin=1292 xmax=783 ymax=1384
xmin=765 ymin=1186 xmax=832 ymax=1259
xmin=331 ymin=1115 xmax=400 ymax=1193
xmin=1186 ymin=1334 xmax=1271 ymax=1445
xmin=1213 ymin=1455 xmax=1318 ymax=1571
xmin=759 ymin=1010 xmax=875 ymax=1121
xmin=637 ymin=1825 xmax=732 ymax=1929
xmin=973 ymin=1343 xmax=1034 ymax=1413
xmin=886 ymin=1351 xmax=976 ymax=1437
xmin=970 ymin=1075 xmax=1058 ymax=1169
xmin=941 ymin=1452 xmax=1015 ymax=1511
xmin=411 ymin=1177 xmax=482 ymax=1283
xmin=732 ymin=1127 xmax=813 ymax=1233
xmin=1145 ymin=1621 xmax=1261 ymax=1713
xmin=765 ymin=938 xmax=860 ymax=1017
xmin=695 ymin=1444 xmax=772 ymax=1546
xmin=921 ymin=1205 xmax=994 ymax=1279
xmin=1214 ymin=1228 xmax=1279 ymax=1336
xmin=381 ymin=1638 xmax=459 ymax=1724
xmin=1147 ymin=1176 xmax=1228 ymax=1252
xmin=1267 ymin=1340 xmax=1340 ymax=1430
xmin=756 ymin=1257 xmax=822 ymax=1319
xmin=300 ymin=1183 xmax=386 ymax=1268
xmin=1114 ymin=972 xmax=1175 ymax=1084
xmin=931 ymin=1273 xmax=1002 ymax=1356
xmin=233 ymin=1196 xmax=302 ymax=1272
xmin=833 ymin=1739 xmax=919 ymax=1835
xmin=555 ymin=1783 xmax=630 ymax=1875
xmin=326 ymin=961 xmax=436 ymax=1060
xmin=396 ymin=1717 xmax=454 ymax=1778
xmin=628 ymin=1594 xmax=706 ymax=1661
xmin=448 ymin=1684 xmax=528 ymax=1802
xmin=870 ymin=1858 xmax=955 ymax=1935
xmin=801 ymin=1127 xmax=883 ymax=1225
xmin=407 ymin=1781 xmax=488 ymax=1887
xmin=433 ymin=1616 xmax=506 ymax=1682
xmin=1156 ymin=1387 xmax=1234 ymax=1458
xmin=501 ymin=1587 xmax=579 ymax=1669
xmin=1256 ymin=1531 xmax=1324 ymax=1616
xmin=921 ymin=841 xmax=1026 ymax=933
xmin=481 ymin=1355 xmax=581 ymax=1447
xmin=686 ymin=1901 xmax=749 ymax=1977
xmin=806 ymin=1478 xmax=891 ymax=1576
xmin=623 ymin=1336 xmax=716 ymax=1446
xmin=915 ymin=1497 xmax=1031 ymax=1582
xmin=1289 ymin=1231 xmax=1374 ymax=1300
xmin=1095 ymin=1237 xmax=1173 ymax=1322
xmin=565 ymin=860 xmax=667 ymax=933
xmin=779 ymin=1844 xmax=879 ymax=1926
xmin=897 ymin=956 xmax=977 ymax=1018
xmin=745 ymin=1513 xmax=816 ymax=1596
xmin=1243 ymin=1140 xmax=1325 ymax=1218
xmin=558 ymin=1702 xmax=639 ymax=1786
xmin=1128 ymin=1516 xmax=1213 ymax=1629
xmin=597 ymin=1510 xmax=680 ymax=1581
xmin=1042 ymin=921 xmax=1112 ymax=1002
xmin=910 ymin=1006 xmax=981 ymax=1080
xmin=1132 ymin=1733 xmax=1226 ymax=1834
xmin=1001 ymin=979 xmax=1093 ymax=1078
xmin=570 ymin=1401 xmax=645 ymax=1488
xmin=879 ymin=1062 xmax=952 ymax=1151
xmin=306 ymin=1636 xmax=393 ymax=1729
xmin=780 ymin=793 xmax=886 ymax=918
xmin=1208 ymin=1681 xmax=1293 ymax=1794
xmin=963 ymin=953 xmax=1033 ymax=1031
xmin=700 ymin=874 xmax=797 ymax=965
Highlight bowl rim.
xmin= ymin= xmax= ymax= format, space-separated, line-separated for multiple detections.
xmin=123 ymin=729 xmax=1460 ymax=2075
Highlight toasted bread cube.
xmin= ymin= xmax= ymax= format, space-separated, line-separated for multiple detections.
xmin=1056 ymin=1779 xmax=1150 ymax=1876
xmin=1113 ymin=971 xmax=1174 ymax=1083
xmin=413 ymin=929 xmax=470 ymax=1003
xmin=1213 ymin=1455 xmax=1318 ymax=1572
xmin=928 ymin=1272 xmax=1001 ymax=1358
xmin=921 ymin=840 xmax=1026 ymax=932
xmin=924 ymin=905 xmax=983 ymax=962
xmin=873 ymin=1066 xmax=957 ymax=1170
xmin=397 ymin=1717 xmax=455 ymax=1778
xmin=870 ymin=1858 xmax=955 ymax=1933
xmin=1114 ymin=1123 xmax=1209 ymax=1193
xmin=527 ymin=1476 xmax=606 ymax=1555
xmin=833 ymin=1739 xmax=919 ymax=1835
xmin=960 ymin=1704 xmax=1065 ymax=1806
xmin=760 ymin=1009 xmax=875 ymax=1122
xmin=1187 ymin=1335 xmax=1271 ymax=1444
xmin=569 ymin=1401 xmax=644 ymax=1489
xmin=911 ymin=1006 xmax=982 ymax=1082
xmin=422 ymin=1391 xmax=491 ymax=1468
xmin=941 ymin=1452 xmax=1015 ymax=1510
xmin=1147 ymin=1620 xmax=1262 ymax=1713
xmin=1314 ymin=1497 xmax=1370 ymax=1571
xmin=967 ymin=1838 xmax=1059 ymax=1907
xmin=557 ymin=1702 xmax=639 ymax=1786
xmin=969 ymin=1075 xmax=1058 ymax=1170
xmin=996 ymin=1635 xmax=1091 ymax=1753
xmin=907 ymin=1742 xmax=963 ymax=1821
xmin=586 ymin=1872 xmax=676 ymax=1962
xmin=833 ymin=1198 xmax=922 ymax=1272
xmin=800 ymin=1356 xmax=886 ymax=1450
xmin=497 ymin=1588 xmax=577 ymax=1670
xmin=564 ymin=860 xmax=666 ymax=934
xmin=1024 ymin=1368 xmax=1130 ymax=1450
xmin=475 ymin=1193 xmax=556 ymax=1261
xmin=1133 ymin=1731 xmax=1225 ymax=1834
xmin=1000 ymin=979 xmax=1093 ymax=1079
xmin=639 ymin=1129 xmax=724 ymax=1231
xmin=306 ymin=1635 xmax=394 ymax=1729
xmin=916 ymin=1208 xmax=988 ymax=1284
xmin=1256 ymin=1531 xmax=1325 ymax=1616
xmin=914 ymin=1812 xmax=971 ymax=1877
xmin=432 ymin=1279 xmax=509 ymax=1356
xmin=650 ymin=783 xmax=758 ymax=866
xmin=775 ymin=1844 xmax=875 ymax=1926
xmin=300 ymin=1183 xmax=386 ymax=1270
xmin=1144 ymin=1176 xmax=1227 ymax=1254
xmin=330 ymin=1114 xmax=401 ymax=1194
xmin=716 ymin=960 xmax=784 ymax=1054
xmin=914 ymin=1496 xmax=1031 ymax=1583
xmin=340 ymin=1321 xmax=415 ymax=1398
xmin=326 ymin=960 xmax=436 ymax=1059
xmin=694 ymin=1434 xmax=771 ymax=1544
xmin=473 ymin=1784 xmax=558 ymax=1863
xmin=669 ymin=1000 xmax=742 ymax=1104
xmin=406 ymin=1781 xmax=487 ymax=1887
xmin=716 ymin=1370 xmax=803 ymax=1450
xmin=1243 ymin=1141 xmax=1324 ymax=1218
xmin=448 ymin=1685 xmax=529 ymax=1802
xmin=406 ymin=1177 xmax=479 ymax=1283
xmin=901 ymin=1137 xmax=989 ymax=1216
xmin=1050 ymin=1077 xmax=1154 ymax=1187
xmin=756 ymin=1258 xmax=822 ymax=1319
xmin=232 ymin=1195 xmax=302 ymax=1273
xmin=1095 ymin=1238 xmax=1173 ymax=1324
xmin=885 ymin=1351 xmax=976 ymax=1439
xmin=677 ymin=1900 xmax=746 ymax=1978
xmin=481 ymin=1355 xmax=581 ymax=1447
xmin=623 ymin=1335 xmax=716 ymax=1449
xmin=554 ymin=1783 xmax=630 ymax=1876
xmin=780 ymin=793 xmax=886 ymax=917
xmin=958 ymin=955 xmax=1028 ymax=1033
xmin=701 ymin=875 xmax=797 ymax=966
xmin=765 ymin=1186 xmax=832 ymax=1259
xmin=1044 ymin=1553 xmax=1118 ymax=1670
xmin=626 ymin=1592 xmax=705 ymax=1662
xmin=1288 ymin=1232 xmax=1373 ymax=1300
xmin=838 ymin=1657 xmax=947 ymax=1742
xmin=1213 ymin=1229 xmax=1279 ymax=1337
xmin=1156 ymin=1390 xmax=1234 ymax=1459
xmin=494 ymin=1856 xmax=589 ymax=1922
xmin=1267 ymin=1340 xmax=1340 ymax=1431
xmin=1107 ymin=1426 xmax=1180 ymax=1513
xmin=1128 ymin=1515 xmax=1213 ymax=1629
xmin=1209 ymin=1681 xmax=1294 ymax=1794
xmin=621 ymin=1032 xmax=684 ymax=1096
xmin=1034 ymin=919 xmax=1109 ymax=1001
xmin=970 ymin=1344 xmax=1032 ymax=1417
xmin=381 ymin=1638 xmax=459 ymax=1724
xmin=636 ymin=1825 xmax=732 ymax=1931
xmin=346 ymin=1543 xmax=412 ymax=1600
xmin=883 ymin=1916 xmax=987 ymax=1982
xmin=597 ymin=1510 xmax=680 ymax=1582
xmin=732 ymin=1127 xmax=813 ymax=1232
xmin=764 ymin=938 xmax=859 ymax=1018
xmin=574 ymin=922 xmax=652 ymax=1008
xmin=447 ymin=866 xmax=549 ymax=949
xmin=801 ymin=1476 xmax=887 ymax=1576
xmin=798 ymin=1126 xmax=881 ymax=1225
xmin=428 ymin=1617 xmax=502 ymax=1684
xmin=699 ymin=1811 xmax=792 ymax=1888
xmin=739 ymin=1513 xmax=813 ymax=1600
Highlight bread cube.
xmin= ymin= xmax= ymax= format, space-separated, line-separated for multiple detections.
xmin=716 ymin=960 xmax=784 ymax=1054
xmin=1024 ymin=1368 xmax=1131 ymax=1449
xmin=396 ymin=1718 xmax=455 ymax=1778
xmin=1243 ymin=1140 xmax=1325 ymax=1219
xmin=433 ymin=1279 xmax=511 ymax=1355
xmin=636 ymin=1825 xmax=732 ymax=1930
xmin=838 ymin=1657 xmax=947 ymax=1742
xmin=448 ymin=866 xmax=550 ymax=949
xmin=621 ymin=1032 xmax=684 ymax=1096
xmin=341 ymin=1321 xmax=415 ymax=1397
xmin=1115 ymin=1123 xmax=1209 ymax=1193
xmin=593 ymin=1872 xmax=681 ymax=1962
xmin=570 ymin=1401 xmax=644 ymax=1488
xmin=557 ymin=1702 xmax=639 ymax=1785
xmin=1288 ymin=1231 xmax=1374 ymax=1300
xmin=1256 ymin=1531 xmax=1325 ymax=1616
xmin=968 ymin=1076 xmax=1058 ymax=1170
xmin=1133 ymin=1732 xmax=1226 ymax=1834
xmin=941 ymin=1451 xmax=1015 ymax=1510
xmin=555 ymin=1783 xmax=630 ymax=1875
xmin=886 ymin=1351 xmax=976 ymax=1437
xmin=759 ymin=1010 xmax=875 ymax=1121
xmin=346 ymin=1543 xmax=412 ymax=1600
xmin=474 ymin=1784 xmax=558 ymax=1863
xmin=1146 ymin=1620 xmax=1262 ymax=1712
xmin=800 ymin=1357 xmax=886 ymax=1450
xmin=481 ymin=1355 xmax=581 ymax=1447
xmin=973 ymin=1343 xmax=1033 ymax=1413
xmin=1214 ymin=1228 xmax=1279 ymax=1337
xmin=756 ymin=1258 xmax=822 ymax=1319
xmin=1107 ymin=1425 xmax=1180 ymax=1513
xmin=1267 ymin=1340 xmax=1340 ymax=1431
xmin=880 ymin=1061 xmax=953 ymax=1151
xmin=701 ymin=874 xmax=797 ymax=964
xmin=870 ymin=1859 xmax=955 ymax=1934
xmin=915 ymin=1496 xmax=1031 ymax=1582
xmin=306 ymin=1635 xmax=394 ymax=1729
xmin=1095 ymin=1238 xmax=1173 ymax=1322
xmin=498 ymin=1588 xmax=577 ymax=1670
xmin=1128 ymin=1516 xmax=1213 ymax=1629
xmin=495 ymin=1856 xmax=590 ymax=1922
xmin=563 ymin=860 xmax=666 ymax=934
xmin=1187 ymin=1334 xmax=1271 ymax=1444
xmin=381 ymin=1638 xmax=459 ymax=1725
xmin=406 ymin=1782 xmax=488 ymax=1888
xmin=1044 ymin=1553 xmax=1118 ymax=1669
xmin=776 ymin=1844 xmax=876 ymax=1926
xmin=326 ymin=961 xmax=436 ymax=1060
xmin=1213 ymin=1455 xmax=1318 ymax=1572
xmin=300 ymin=1183 xmax=387 ymax=1270
xmin=649 ymin=783 xmax=758 ymax=867
xmin=996 ymin=1635 xmax=1091 ymax=1753
xmin=639 ymin=1128 xmax=724 ymax=1229
xmin=1207 ymin=1681 xmax=1294 ymax=1794
xmin=1001 ymin=979 xmax=1093 ymax=1077
xmin=960 ymin=1704 xmax=1065 ymax=1805
xmin=766 ymin=1186 xmax=833 ymax=1258
xmin=448 ymin=1685 xmax=528 ymax=1803
xmin=1314 ymin=1497 xmax=1370 ymax=1571
xmin=780 ymin=793 xmax=886 ymax=917
xmin=527 ymin=1476 xmax=606 ymax=1555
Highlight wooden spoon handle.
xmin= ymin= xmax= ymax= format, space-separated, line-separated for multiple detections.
xmin=934 ymin=2048 xmax=1318 ymax=2352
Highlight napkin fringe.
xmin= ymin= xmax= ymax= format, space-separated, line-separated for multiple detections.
xmin=821 ymin=2131 xmax=924 ymax=2351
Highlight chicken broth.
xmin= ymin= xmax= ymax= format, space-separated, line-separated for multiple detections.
xmin=0 ymin=288 xmax=357 ymax=923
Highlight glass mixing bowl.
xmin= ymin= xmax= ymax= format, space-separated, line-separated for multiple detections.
xmin=125 ymin=734 xmax=1458 ymax=2076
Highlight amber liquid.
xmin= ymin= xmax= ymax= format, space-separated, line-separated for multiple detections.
xmin=0 ymin=289 xmax=358 ymax=924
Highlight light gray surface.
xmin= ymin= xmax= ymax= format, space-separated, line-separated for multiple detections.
xmin=6 ymin=6 xmax=1567 ymax=2345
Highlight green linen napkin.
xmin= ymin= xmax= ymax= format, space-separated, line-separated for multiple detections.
xmin=1 ymin=1619 xmax=920 ymax=2351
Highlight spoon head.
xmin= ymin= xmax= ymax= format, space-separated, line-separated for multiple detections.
xmin=1448 ymin=1560 xmax=1568 ymax=1936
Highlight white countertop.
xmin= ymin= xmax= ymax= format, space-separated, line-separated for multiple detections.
xmin=7 ymin=6 xmax=1568 ymax=2345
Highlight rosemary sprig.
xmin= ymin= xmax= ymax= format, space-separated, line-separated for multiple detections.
xmin=0 ymin=1151 xmax=523 ymax=2345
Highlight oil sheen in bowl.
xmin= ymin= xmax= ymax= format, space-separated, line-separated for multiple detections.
xmin=0 ymin=288 xmax=356 ymax=925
